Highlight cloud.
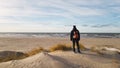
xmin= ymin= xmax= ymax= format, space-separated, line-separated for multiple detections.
xmin=91 ymin=23 xmax=119 ymax=28
xmin=0 ymin=0 xmax=120 ymax=32
xmin=0 ymin=22 xmax=68 ymax=32
xmin=111 ymin=7 xmax=120 ymax=12
xmin=0 ymin=0 xmax=106 ymax=25
xmin=65 ymin=0 xmax=103 ymax=6
xmin=82 ymin=24 xmax=89 ymax=27
xmin=0 ymin=0 xmax=120 ymax=17
xmin=45 ymin=0 xmax=105 ymax=16
xmin=0 ymin=0 xmax=105 ymax=17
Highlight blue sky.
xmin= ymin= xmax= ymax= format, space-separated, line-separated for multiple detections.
xmin=0 ymin=0 xmax=120 ymax=33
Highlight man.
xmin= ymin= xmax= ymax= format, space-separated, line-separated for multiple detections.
xmin=70 ymin=25 xmax=81 ymax=53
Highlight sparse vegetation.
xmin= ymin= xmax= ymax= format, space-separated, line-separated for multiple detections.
xmin=0 ymin=44 xmax=87 ymax=63
xmin=25 ymin=47 xmax=44 ymax=56
xmin=79 ymin=43 xmax=87 ymax=50
xmin=0 ymin=47 xmax=45 ymax=63
xmin=49 ymin=43 xmax=86 ymax=52
xmin=90 ymin=46 xmax=104 ymax=55
xmin=90 ymin=46 xmax=98 ymax=52
xmin=90 ymin=46 xmax=120 ymax=56
xmin=49 ymin=44 xmax=72 ymax=52
xmin=0 ymin=51 xmax=28 ymax=63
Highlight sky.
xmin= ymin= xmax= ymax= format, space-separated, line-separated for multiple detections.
xmin=0 ymin=0 xmax=120 ymax=33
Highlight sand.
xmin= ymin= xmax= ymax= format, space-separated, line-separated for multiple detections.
xmin=0 ymin=51 xmax=119 ymax=68
xmin=0 ymin=37 xmax=120 ymax=68
xmin=0 ymin=37 xmax=70 ymax=52
xmin=0 ymin=37 xmax=120 ymax=52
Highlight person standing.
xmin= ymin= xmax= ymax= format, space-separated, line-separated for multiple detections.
xmin=70 ymin=25 xmax=81 ymax=53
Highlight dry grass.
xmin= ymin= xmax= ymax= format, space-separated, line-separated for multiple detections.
xmin=49 ymin=43 xmax=86 ymax=52
xmin=0 ymin=44 xmax=86 ymax=63
xmin=49 ymin=44 xmax=72 ymax=52
xmin=90 ymin=46 xmax=98 ymax=52
xmin=80 ymin=43 xmax=87 ymax=50
xmin=0 ymin=47 xmax=45 ymax=63
xmin=25 ymin=47 xmax=44 ymax=56
xmin=90 ymin=47 xmax=103 ymax=55
xmin=0 ymin=51 xmax=28 ymax=63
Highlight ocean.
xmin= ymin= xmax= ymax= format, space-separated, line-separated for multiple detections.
xmin=0 ymin=32 xmax=120 ymax=38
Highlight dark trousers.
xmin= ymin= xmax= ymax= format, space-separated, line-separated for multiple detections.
xmin=72 ymin=40 xmax=80 ymax=52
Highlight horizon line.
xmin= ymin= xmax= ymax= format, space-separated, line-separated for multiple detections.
xmin=0 ymin=32 xmax=120 ymax=34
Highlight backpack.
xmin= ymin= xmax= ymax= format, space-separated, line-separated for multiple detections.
xmin=73 ymin=31 xmax=79 ymax=39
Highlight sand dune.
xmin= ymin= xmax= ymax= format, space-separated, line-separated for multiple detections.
xmin=0 ymin=52 xmax=76 ymax=68
xmin=0 ymin=37 xmax=120 ymax=68
xmin=0 ymin=51 xmax=119 ymax=68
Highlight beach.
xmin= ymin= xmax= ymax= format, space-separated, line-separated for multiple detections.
xmin=0 ymin=37 xmax=71 ymax=52
xmin=0 ymin=37 xmax=120 ymax=52
xmin=0 ymin=36 xmax=120 ymax=68
xmin=0 ymin=0 xmax=120 ymax=67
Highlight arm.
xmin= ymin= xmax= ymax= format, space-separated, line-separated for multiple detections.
xmin=70 ymin=31 xmax=73 ymax=41
xmin=78 ymin=31 xmax=80 ymax=41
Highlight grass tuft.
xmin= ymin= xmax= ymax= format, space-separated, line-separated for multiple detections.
xmin=90 ymin=46 xmax=105 ymax=55
xmin=80 ymin=43 xmax=87 ymax=50
xmin=0 ymin=44 xmax=86 ymax=63
xmin=49 ymin=43 xmax=86 ymax=52
xmin=49 ymin=44 xmax=72 ymax=52
xmin=0 ymin=51 xmax=28 ymax=63
xmin=25 ymin=47 xmax=44 ymax=56
xmin=0 ymin=47 xmax=44 ymax=63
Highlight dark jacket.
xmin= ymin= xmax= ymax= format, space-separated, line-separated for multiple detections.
xmin=70 ymin=29 xmax=80 ymax=41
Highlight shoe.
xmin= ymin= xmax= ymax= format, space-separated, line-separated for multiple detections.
xmin=78 ymin=51 xmax=81 ymax=53
xmin=73 ymin=51 xmax=76 ymax=53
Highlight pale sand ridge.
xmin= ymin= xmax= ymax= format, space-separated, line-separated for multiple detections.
xmin=0 ymin=51 xmax=119 ymax=68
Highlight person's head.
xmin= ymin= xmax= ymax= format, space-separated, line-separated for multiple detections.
xmin=73 ymin=25 xmax=77 ymax=30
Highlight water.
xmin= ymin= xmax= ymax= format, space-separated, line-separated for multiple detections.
xmin=0 ymin=32 xmax=120 ymax=38
xmin=0 ymin=33 xmax=69 ymax=38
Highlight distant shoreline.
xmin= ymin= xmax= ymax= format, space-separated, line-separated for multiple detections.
xmin=0 ymin=32 xmax=119 ymax=38
xmin=0 ymin=32 xmax=120 ymax=34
